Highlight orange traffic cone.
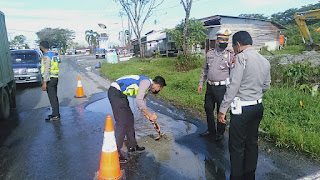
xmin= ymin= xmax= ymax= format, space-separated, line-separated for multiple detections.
xmin=97 ymin=115 xmax=122 ymax=180
xmin=74 ymin=76 xmax=87 ymax=98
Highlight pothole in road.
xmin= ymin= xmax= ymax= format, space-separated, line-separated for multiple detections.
xmin=85 ymin=97 xmax=197 ymax=138
xmin=86 ymin=96 xmax=210 ymax=179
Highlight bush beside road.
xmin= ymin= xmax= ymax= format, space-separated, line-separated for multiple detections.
xmin=100 ymin=57 xmax=320 ymax=160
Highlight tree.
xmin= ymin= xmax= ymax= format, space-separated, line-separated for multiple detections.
xmin=85 ymin=30 xmax=100 ymax=53
xmin=180 ymin=0 xmax=193 ymax=63
xmin=114 ymin=0 xmax=164 ymax=58
xmin=270 ymin=2 xmax=320 ymax=25
xmin=10 ymin=35 xmax=28 ymax=49
xmin=165 ymin=18 xmax=207 ymax=51
xmin=36 ymin=28 xmax=75 ymax=54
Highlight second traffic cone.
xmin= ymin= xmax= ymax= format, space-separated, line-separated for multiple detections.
xmin=75 ymin=76 xmax=86 ymax=98
xmin=98 ymin=115 xmax=122 ymax=180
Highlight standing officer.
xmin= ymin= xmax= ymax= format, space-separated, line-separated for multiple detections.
xmin=108 ymin=75 xmax=166 ymax=163
xmin=218 ymin=31 xmax=271 ymax=179
xmin=40 ymin=41 xmax=60 ymax=121
xmin=198 ymin=29 xmax=233 ymax=141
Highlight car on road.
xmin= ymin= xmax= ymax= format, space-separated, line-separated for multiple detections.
xmin=10 ymin=49 xmax=42 ymax=85
xmin=94 ymin=48 xmax=106 ymax=59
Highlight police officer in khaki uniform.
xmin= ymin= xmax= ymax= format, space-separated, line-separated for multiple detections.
xmin=198 ymin=29 xmax=233 ymax=141
xmin=40 ymin=41 xmax=60 ymax=121
xmin=218 ymin=31 xmax=271 ymax=180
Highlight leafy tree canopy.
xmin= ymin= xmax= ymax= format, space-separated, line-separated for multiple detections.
xmin=36 ymin=28 xmax=75 ymax=53
xmin=10 ymin=35 xmax=29 ymax=49
xmin=165 ymin=18 xmax=207 ymax=49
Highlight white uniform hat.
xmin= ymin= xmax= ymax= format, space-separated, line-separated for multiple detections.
xmin=216 ymin=29 xmax=232 ymax=39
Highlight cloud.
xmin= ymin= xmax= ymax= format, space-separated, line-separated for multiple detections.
xmin=3 ymin=7 xmax=123 ymax=47
xmin=0 ymin=1 xmax=26 ymax=8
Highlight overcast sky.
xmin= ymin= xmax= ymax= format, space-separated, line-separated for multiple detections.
xmin=0 ymin=0 xmax=318 ymax=48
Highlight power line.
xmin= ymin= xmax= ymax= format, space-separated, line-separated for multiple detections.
xmin=8 ymin=29 xmax=37 ymax=33
xmin=154 ymin=0 xmax=202 ymax=12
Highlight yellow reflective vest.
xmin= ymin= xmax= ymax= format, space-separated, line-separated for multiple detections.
xmin=41 ymin=51 xmax=59 ymax=78
xmin=116 ymin=75 xmax=152 ymax=96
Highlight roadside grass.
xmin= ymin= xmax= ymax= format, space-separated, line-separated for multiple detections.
xmin=100 ymin=57 xmax=320 ymax=160
xmin=100 ymin=57 xmax=206 ymax=114
xmin=262 ymin=87 xmax=320 ymax=160
xmin=260 ymin=45 xmax=305 ymax=55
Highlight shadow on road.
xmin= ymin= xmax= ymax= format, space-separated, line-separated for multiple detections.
xmin=0 ymin=109 xmax=20 ymax=146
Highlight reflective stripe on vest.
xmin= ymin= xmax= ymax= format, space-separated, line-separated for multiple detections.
xmin=41 ymin=51 xmax=59 ymax=78
xmin=115 ymin=75 xmax=152 ymax=96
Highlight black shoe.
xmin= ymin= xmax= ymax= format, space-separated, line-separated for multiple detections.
xmin=215 ymin=134 xmax=224 ymax=141
xmin=119 ymin=152 xmax=128 ymax=164
xmin=199 ymin=130 xmax=214 ymax=137
xmin=128 ymin=145 xmax=145 ymax=152
xmin=45 ymin=115 xmax=60 ymax=121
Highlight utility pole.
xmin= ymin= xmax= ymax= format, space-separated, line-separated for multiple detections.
xmin=119 ymin=12 xmax=125 ymax=47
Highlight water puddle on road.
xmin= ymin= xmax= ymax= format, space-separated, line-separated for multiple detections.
xmin=85 ymin=96 xmax=197 ymax=138
xmin=85 ymin=96 xmax=215 ymax=179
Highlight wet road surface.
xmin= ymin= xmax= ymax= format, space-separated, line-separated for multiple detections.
xmin=0 ymin=55 xmax=319 ymax=180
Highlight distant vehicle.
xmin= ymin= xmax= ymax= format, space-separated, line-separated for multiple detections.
xmin=67 ymin=49 xmax=78 ymax=55
xmin=0 ymin=11 xmax=16 ymax=120
xmin=10 ymin=49 xmax=42 ymax=85
xmin=94 ymin=48 xmax=106 ymax=59
xmin=51 ymin=48 xmax=61 ymax=63
xmin=108 ymin=49 xmax=116 ymax=53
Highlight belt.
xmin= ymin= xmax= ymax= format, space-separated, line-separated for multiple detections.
xmin=240 ymin=99 xmax=262 ymax=106
xmin=208 ymin=78 xmax=230 ymax=86
xmin=110 ymin=82 xmax=121 ymax=91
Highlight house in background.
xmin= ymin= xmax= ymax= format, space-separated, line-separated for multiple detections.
xmin=132 ymin=30 xmax=178 ymax=57
xmin=132 ymin=15 xmax=286 ymax=57
xmin=199 ymin=15 xmax=286 ymax=52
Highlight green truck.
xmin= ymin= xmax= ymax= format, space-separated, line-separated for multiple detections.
xmin=0 ymin=11 xmax=16 ymax=120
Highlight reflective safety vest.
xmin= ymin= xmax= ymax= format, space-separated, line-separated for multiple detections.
xmin=116 ymin=75 xmax=152 ymax=96
xmin=41 ymin=51 xmax=59 ymax=78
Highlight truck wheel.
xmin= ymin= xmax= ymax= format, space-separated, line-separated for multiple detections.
xmin=0 ymin=89 xmax=10 ymax=120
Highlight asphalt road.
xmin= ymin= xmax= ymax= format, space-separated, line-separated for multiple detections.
xmin=0 ymin=55 xmax=319 ymax=180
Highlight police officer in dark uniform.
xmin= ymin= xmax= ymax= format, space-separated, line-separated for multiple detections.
xmin=108 ymin=75 xmax=166 ymax=164
xmin=40 ymin=41 xmax=60 ymax=121
xmin=218 ymin=31 xmax=271 ymax=179
xmin=198 ymin=29 xmax=233 ymax=141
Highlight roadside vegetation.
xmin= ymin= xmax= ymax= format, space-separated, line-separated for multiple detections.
xmin=100 ymin=0 xmax=320 ymax=161
xmin=100 ymin=56 xmax=320 ymax=160
xmin=260 ymin=45 xmax=305 ymax=55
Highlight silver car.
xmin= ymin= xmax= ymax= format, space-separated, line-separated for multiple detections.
xmin=11 ymin=49 xmax=42 ymax=85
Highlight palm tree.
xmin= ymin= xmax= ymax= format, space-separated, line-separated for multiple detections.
xmin=85 ymin=30 xmax=100 ymax=54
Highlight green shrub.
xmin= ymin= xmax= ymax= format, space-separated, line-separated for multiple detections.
xmin=176 ymin=52 xmax=204 ymax=71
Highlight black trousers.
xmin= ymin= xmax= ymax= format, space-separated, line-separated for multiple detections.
xmin=108 ymin=86 xmax=137 ymax=151
xmin=46 ymin=77 xmax=59 ymax=116
xmin=204 ymin=83 xmax=226 ymax=135
xmin=229 ymin=103 xmax=263 ymax=180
